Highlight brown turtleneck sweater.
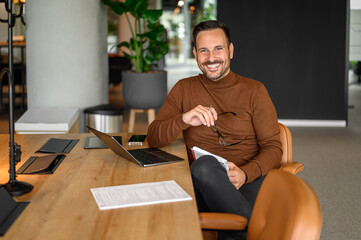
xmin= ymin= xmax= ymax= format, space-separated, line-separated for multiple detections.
xmin=147 ymin=71 xmax=282 ymax=183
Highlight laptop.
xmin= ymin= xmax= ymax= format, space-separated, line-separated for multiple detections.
xmin=87 ymin=126 xmax=184 ymax=167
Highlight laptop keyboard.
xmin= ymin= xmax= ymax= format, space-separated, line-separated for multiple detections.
xmin=128 ymin=150 xmax=167 ymax=165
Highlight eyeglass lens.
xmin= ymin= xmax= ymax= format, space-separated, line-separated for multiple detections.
xmin=210 ymin=112 xmax=246 ymax=147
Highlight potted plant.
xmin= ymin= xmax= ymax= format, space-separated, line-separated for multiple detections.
xmin=101 ymin=0 xmax=169 ymax=109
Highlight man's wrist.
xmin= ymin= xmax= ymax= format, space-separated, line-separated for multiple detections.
xmin=178 ymin=114 xmax=191 ymax=129
xmin=241 ymin=169 xmax=248 ymax=184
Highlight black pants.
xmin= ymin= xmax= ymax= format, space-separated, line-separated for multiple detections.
xmin=191 ymin=155 xmax=265 ymax=240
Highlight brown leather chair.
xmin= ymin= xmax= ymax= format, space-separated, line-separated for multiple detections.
xmin=199 ymin=123 xmax=321 ymax=239
xmin=277 ymin=122 xmax=304 ymax=174
xmin=200 ymin=169 xmax=322 ymax=240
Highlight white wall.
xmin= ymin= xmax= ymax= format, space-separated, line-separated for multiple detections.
xmin=351 ymin=0 xmax=361 ymax=9
xmin=26 ymin=0 xmax=108 ymax=131
xmin=350 ymin=10 xmax=361 ymax=61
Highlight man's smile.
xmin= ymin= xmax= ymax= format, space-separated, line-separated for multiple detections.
xmin=204 ymin=61 xmax=222 ymax=71
xmin=207 ymin=63 xmax=220 ymax=69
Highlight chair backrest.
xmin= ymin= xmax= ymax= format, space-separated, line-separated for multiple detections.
xmin=247 ymin=170 xmax=322 ymax=240
xmin=278 ymin=122 xmax=293 ymax=167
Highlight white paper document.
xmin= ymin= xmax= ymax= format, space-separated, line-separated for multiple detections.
xmin=90 ymin=180 xmax=192 ymax=210
xmin=191 ymin=146 xmax=229 ymax=171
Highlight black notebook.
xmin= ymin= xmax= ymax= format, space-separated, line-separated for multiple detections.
xmin=36 ymin=138 xmax=79 ymax=153
xmin=16 ymin=154 xmax=66 ymax=174
xmin=0 ymin=187 xmax=29 ymax=236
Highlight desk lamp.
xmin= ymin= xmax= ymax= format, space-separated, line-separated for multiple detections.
xmin=0 ymin=0 xmax=33 ymax=196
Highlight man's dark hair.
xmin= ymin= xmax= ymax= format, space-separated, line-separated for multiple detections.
xmin=192 ymin=20 xmax=231 ymax=49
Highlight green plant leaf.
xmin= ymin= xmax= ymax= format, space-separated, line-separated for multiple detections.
xmin=140 ymin=28 xmax=165 ymax=52
xmin=129 ymin=38 xmax=141 ymax=51
xmin=116 ymin=41 xmax=130 ymax=49
xmin=144 ymin=55 xmax=153 ymax=65
xmin=101 ymin=0 xmax=168 ymax=72
xmin=141 ymin=9 xmax=163 ymax=25
xmin=153 ymin=52 xmax=162 ymax=61
xmin=122 ymin=51 xmax=132 ymax=60
xmin=126 ymin=0 xmax=147 ymax=18
xmin=101 ymin=0 xmax=126 ymax=16
xmin=158 ymin=42 xmax=169 ymax=55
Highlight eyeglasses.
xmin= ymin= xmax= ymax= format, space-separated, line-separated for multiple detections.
xmin=210 ymin=112 xmax=247 ymax=147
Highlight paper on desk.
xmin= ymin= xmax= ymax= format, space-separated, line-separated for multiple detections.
xmin=90 ymin=180 xmax=192 ymax=210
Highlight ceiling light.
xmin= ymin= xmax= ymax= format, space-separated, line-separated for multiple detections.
xmin=177 ymin=0 xmax=185 ymax=8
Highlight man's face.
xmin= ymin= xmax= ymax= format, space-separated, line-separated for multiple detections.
xmin=193 ymin=29 xmax=234 ymax=81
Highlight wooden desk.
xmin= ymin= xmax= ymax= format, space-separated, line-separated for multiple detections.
xmin=0 ymin=133 xmax=202 ymax=240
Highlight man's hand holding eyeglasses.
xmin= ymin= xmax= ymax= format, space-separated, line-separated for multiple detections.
xmin=182 ymin=105 xmax=218 ymax=127
xmin=227 ymin=162 xmax=247 ymax=189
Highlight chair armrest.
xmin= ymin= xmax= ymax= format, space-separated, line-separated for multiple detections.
xmin=199 ymin=212 xmax=248 ymax=230
xmin=279 ymin=162 xmax=304 ymax=174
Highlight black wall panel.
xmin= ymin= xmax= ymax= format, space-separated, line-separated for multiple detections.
xmin=217 ymin=0 xmax=348 ymax=121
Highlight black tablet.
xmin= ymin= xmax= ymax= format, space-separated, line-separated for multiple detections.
xmin=84 ymin=136 xmax=122 ymax=149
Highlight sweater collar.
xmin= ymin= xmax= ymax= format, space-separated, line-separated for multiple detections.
xmin=200 ymin=71 xmax=238 ymax=89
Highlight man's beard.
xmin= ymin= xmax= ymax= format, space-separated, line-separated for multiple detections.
xmin=201 ymin=60 xmax=229 ymax=81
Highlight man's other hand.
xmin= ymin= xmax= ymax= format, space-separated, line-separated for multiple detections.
xmin=227 ymin=162 xmax=247 ymax=189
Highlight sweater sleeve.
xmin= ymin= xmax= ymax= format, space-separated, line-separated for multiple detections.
xmin=239 ymin=84 xmax=282 ymax=183
xmin=147 ymin=82 xmax=190 ymax=148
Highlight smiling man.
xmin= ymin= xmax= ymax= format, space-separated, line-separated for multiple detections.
xmin=194 ymin=27 xmax=233 ymax=81
xmin=147 ymin=20 xmax=282 ymax=240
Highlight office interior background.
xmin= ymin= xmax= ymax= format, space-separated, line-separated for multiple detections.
xmin=0 ymin=0 xmax=361 ymax=239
